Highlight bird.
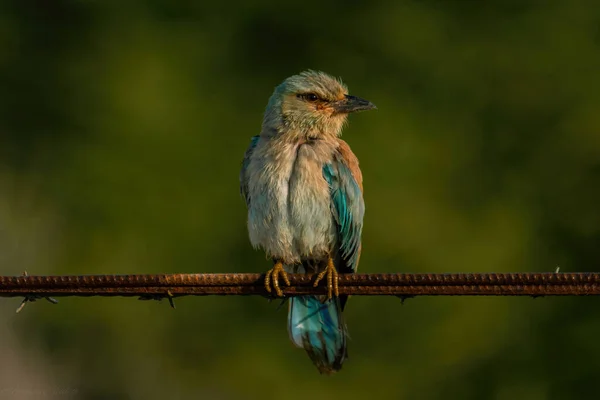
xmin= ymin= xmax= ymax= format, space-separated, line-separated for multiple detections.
xmin=239 ymin=70 xmax=375 ymax=374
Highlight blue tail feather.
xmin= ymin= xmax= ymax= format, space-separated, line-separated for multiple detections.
xmin=288 ymin=295 xmax=348 ymax=374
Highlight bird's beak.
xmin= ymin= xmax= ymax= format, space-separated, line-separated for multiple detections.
xmin=333 ymin=95 xmax=377 ymax=114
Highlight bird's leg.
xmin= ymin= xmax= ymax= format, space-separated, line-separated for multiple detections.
xmin=313 ymin=257 xmax=339 ymax=300
xmin=264 ymin=260 xmax=290 ymax=297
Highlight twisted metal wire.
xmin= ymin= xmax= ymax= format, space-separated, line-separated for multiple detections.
xmin=2 ymin=272 xmax=600 ymax=298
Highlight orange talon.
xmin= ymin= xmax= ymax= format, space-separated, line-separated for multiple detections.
xmin=264 ymin=261 xmax=290 ymax=297
xmin=313 ymin=257 xmax=339 ymax=299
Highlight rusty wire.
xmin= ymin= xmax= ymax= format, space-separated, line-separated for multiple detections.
xmin=2 ymin=273 xmax=600 ymax=301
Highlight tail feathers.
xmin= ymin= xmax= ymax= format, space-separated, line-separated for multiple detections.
xmin=288 ymin=295 xmax=348 ymax=374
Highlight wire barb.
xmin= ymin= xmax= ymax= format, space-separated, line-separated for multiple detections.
xmin=396 ymin=295 xmax=416 ymax=305
xmin=137 ymin=290 xmax=176 ymax=309
xmin=14 ymin=271 xmax=59 ymax=313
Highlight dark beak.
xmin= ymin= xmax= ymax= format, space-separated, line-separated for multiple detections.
xmin=333 ymin=95 xmax=377 ymax=114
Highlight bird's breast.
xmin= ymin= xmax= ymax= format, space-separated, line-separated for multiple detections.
xmin=288 ymin=144 xmax=336 ymax=258
xmin=246 ymin=139 xmax=337 ymax=263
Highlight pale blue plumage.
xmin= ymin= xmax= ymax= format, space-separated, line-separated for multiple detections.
xmin=240 ymin=135 xmax=259 ymax=205
xmin=323 ymin=156 xmax=364 ymax=273
xmin=240 ymin=70 xmax=375 ymax=374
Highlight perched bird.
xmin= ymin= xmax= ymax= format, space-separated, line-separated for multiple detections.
xmin=240 ymin=70 xmax=375 ymax=374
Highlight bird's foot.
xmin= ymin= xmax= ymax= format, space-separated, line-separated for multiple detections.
xmin=313 ymin=257 xmax=339 ymax=300
xmin=264 ymin=261 xmax=290 ymax=297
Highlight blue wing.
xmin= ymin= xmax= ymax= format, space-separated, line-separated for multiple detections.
xmin=240 ymin=135 xmax=260 ymax=206
xmin=322 ymin=150 xmax=365 ymax=274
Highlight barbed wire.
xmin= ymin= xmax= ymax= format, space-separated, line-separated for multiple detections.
xmin=2 ymin=272 xmax=600 ymax=312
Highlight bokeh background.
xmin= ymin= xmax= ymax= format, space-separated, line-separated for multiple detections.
xmin=1 ymin=1 xmax=600 ymax=399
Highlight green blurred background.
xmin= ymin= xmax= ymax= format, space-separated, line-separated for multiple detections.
xmin=1 ymin=1 xmax=600 ymax=399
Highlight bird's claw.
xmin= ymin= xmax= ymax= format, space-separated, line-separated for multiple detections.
xmin=264 ymin=261 xmax=290 ymax=297
xmin=313 ymin=258 xmax=339 ymax=300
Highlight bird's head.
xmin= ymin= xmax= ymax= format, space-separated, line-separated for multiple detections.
xmin=262 ymin=70 xmax=376 ymax=141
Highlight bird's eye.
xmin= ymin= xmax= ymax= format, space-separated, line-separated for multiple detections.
xmin=298 ymin=93 xmax=319 ymax=102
